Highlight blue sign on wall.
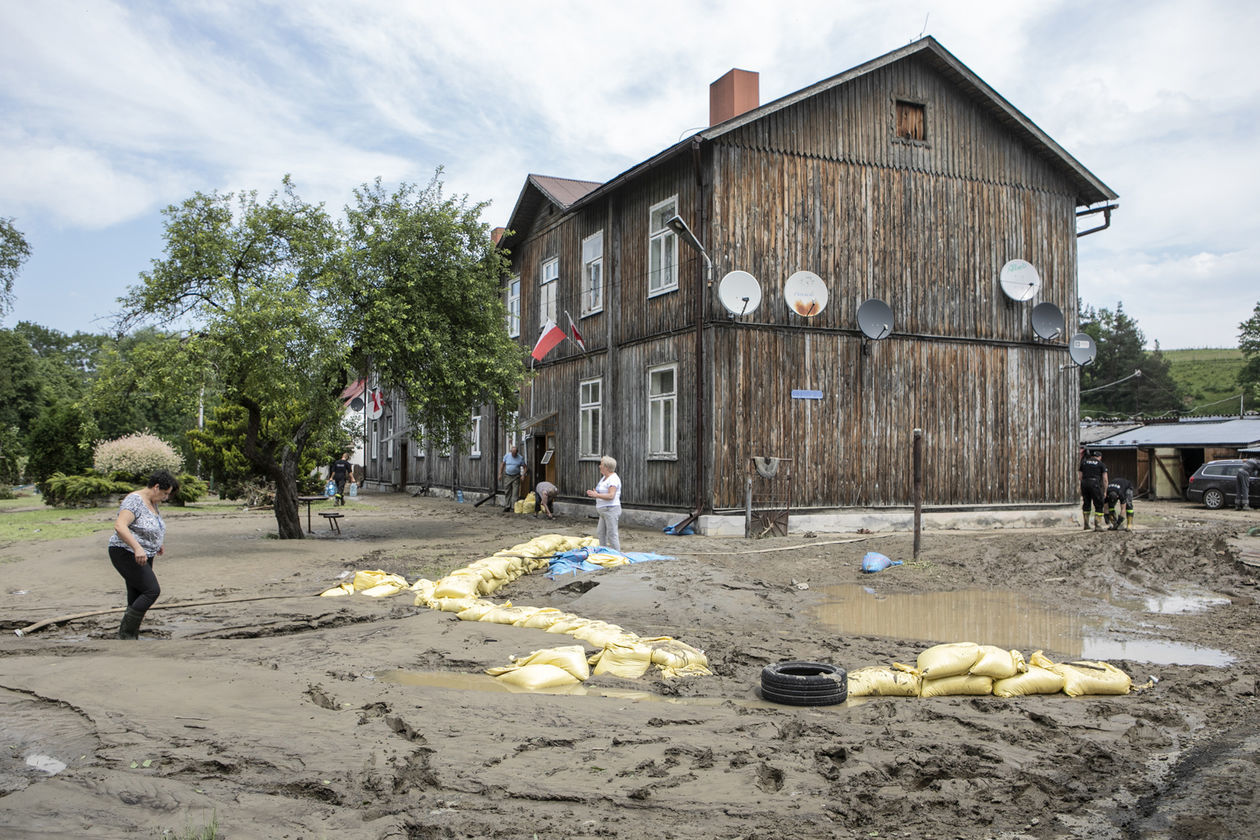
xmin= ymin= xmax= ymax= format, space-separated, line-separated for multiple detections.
xmin=791 ymin=389 xmax=824 ymax=400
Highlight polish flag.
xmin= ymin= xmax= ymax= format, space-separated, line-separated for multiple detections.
xmin=531 ymin=320 xmax=567 ymax=361
xmin=566 ymin=311 xmax=586 ymax=352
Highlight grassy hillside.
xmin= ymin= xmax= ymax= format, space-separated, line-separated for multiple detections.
xmin=1163 ymin=348 xmax=1246 ymax=414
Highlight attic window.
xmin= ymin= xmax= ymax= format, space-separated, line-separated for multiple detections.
xmin=895 ymin=100 xmax=926 ymax=141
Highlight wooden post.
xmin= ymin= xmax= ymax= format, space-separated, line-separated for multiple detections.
xmin=913 ymin=428 xmax=922 ymax=559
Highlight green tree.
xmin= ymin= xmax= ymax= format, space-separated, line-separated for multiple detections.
xmin=0 ymin=217 xmax=31 ymax=318
xmin=0 ymin=329 xmax=42 ymax=430
xmin=26 ymin=400 xmax=92 ymax=482
xmin=1238 ymin=301 xmax=1260 ymax=411
xmin=117 ymin=174 xmax=522 ymax=538
xmin=1079 ymin=302 xmax=1184 ymax=416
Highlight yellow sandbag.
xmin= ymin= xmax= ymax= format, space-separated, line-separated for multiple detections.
xmin=513 ymin=500 xmax=525 ymax=514
xmin=1050 ymin=660 xmax=1131 ymax=697
xmin=503 ymin=645 xmax=591 ymax=681
xmin=456 ymin=600 xmax=502 ymax=621
xmin=491 ymin=663 xmax=580 ymax=690
xmin=480 ymin=605 xmax=543 ymax=625
xmin=353 ymin=570 xmax=407 ymax=591
xmin=520 ymin=492 xmax=537 ymax=514
xmin=586 ymin=552 xmax=630 ymax=568
xmin=515 ymin=607 xmax=565 ymax=629
xmin=970 ymin=646 xmax=1027 ymax=679
xmin=916 ymin=642 xmax=980 ymax=679
xmin=433 ymin=570 xmax=483 ymax=599
xmin=569 ymin=621 xmax=632 ymax=649
xmin=846 ymin=665 xmax=922 ymax=697
xmin=360 ymin=581 xmax=408 ymax=597
xmin=319 ymin=582 xmax=355 ymax=597
xmin=919 ymin=673 xmax=993 ymax=697
xmin=992 ymin=666 xmax=1065 ymax=697
xmin=545 ymin=615 xmax=593 ymax=635
xmin=432 ymin=596 xmax=482 ymax=613
xmin=645 ymin=638 xmax=712 ymax=678
xmin=591 ymin=641 xmax=654 ymax=678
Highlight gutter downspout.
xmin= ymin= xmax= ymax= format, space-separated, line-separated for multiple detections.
xmin=692 ymin=136 xmax=708 ymax=524
xmin=1076 ymin=203 xmax=1118 ymax=238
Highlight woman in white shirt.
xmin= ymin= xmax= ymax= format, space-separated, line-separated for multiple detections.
xmin=586 ymin=455 xmax=622 ymax=551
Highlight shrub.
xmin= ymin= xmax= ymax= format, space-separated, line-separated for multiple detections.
xmin=39 ymin=472 xmax=135 ymax=508
xmin=93 ymin=432 xmax=183 ymax=481
xmin=170 ymin=473 xmax=209 ymax=507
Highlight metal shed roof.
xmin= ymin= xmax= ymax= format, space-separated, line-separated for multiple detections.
xmin=1092 ymin=417 xmax=1260 ymax=448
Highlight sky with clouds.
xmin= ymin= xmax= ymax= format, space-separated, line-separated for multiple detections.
xmin=2 ymin=0 xmax=1256 ymax=349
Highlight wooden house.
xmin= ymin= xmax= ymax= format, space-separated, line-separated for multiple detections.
xmin=365 ymin=37 xmax=1118 ymax=532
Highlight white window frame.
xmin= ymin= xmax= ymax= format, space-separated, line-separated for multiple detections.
xmin=579 ymin=378 xmax=602 ymax=459
xmin=416 ymin=425 xmax=425 ymax=458
xmin=506 ymin=275 xmax=521 ymax=337
xmin=371 ymin=420 xmax=378 ymax=460
xmin=386 ymin=415 xmax=394 ymax=460
xmin=581 ymin=231 xmax=604 ymax=315
xmin=647 ymin=363 xmax=678 ymax=459
xmin=469 ymin=415 xmax=482 ymax=458
xmin=504 ymin=411 xmax=519 ymax=449
xmin=648 ymin=197 xmax=678 ymax=296
xmin=540 ymin=257 xmax=558 ymax=325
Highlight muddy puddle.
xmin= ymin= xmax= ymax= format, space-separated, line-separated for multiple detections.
xmin=815 ymin=584 xmax=1235 ymax=666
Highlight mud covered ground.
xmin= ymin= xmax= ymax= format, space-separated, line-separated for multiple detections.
xmin=1 ymin=493 xmax=1258 ymax=839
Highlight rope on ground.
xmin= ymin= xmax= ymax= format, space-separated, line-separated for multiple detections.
xmin=14 ymin=593 xmax=313 ymax=637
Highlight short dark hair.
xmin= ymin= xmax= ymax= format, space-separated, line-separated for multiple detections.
xmin=148 ymin=470 xmax=180 ymax=494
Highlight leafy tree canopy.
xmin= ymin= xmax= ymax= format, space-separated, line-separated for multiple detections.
xmin=1079 ymin=302 xmax=1184 ymax=417
xmin=1239 ymin=301 xmax=1260 ymax=410
xmin=0 ymin=217 xmax=31 ymax=318
xmin=117 ymin=173 xmax=524 ymax=538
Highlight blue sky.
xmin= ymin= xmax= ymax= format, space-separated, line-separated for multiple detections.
xmin=2 ymin=0 xmax=1257 ymax=349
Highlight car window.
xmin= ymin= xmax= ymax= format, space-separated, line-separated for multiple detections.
xmin=1203 ymin=464 xmax=1238 ymax=476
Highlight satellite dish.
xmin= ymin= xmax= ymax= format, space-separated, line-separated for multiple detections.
xmin=1031 ymin=302 xmax=1065 ymax=340
xmin=856 ymin=298 xmax=894 ymax=340
xmin=1068 ymin=332 xmax=1097 ymax=366
xmin=784 ymin=270 xmax=828 ymax=317
xmin=717 ymin=270 xmax=762 ymax=316
xmin=999 ymin=259 xmax=1041 ymax=302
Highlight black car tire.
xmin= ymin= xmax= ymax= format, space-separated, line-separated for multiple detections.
xmin=1203 ymin=488 xmax=1225 ymax=510
xmin=760 ymin=661 xmax=847 ymax=706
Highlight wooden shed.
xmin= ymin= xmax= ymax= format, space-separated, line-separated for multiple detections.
xmin=367 ymin=37 xmax=1118 ymax=530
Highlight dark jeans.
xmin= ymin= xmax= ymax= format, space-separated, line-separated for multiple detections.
xmin=1237 ymin=473 xmax=1251 ymax=508
xmin=109 ymin=545 xmax=160 ymax=613
xmin=1081 ymin=482 xmax=1105 ymax=515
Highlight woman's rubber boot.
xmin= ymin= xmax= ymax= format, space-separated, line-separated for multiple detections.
xmin=117 ymin=607 xmax=144 ymax=640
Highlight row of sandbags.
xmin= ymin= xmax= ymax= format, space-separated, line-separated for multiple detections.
xmin=847 ymin=641 xmax=1132 ymax=698
xmin=317 ymin=533 xmax=711 ymax=688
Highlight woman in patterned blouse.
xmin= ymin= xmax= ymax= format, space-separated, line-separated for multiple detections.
xmin=108 ymin=470 xmax=179 ymax=639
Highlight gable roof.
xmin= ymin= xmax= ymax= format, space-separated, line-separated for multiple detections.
xmin=500 ymin=175 xmax=601 ymax=249
xmin=500 ymin=36 xmax=1116 ymax=247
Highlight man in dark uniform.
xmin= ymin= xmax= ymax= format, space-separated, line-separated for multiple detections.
xmin=328 ymin=452 xmax=353 ymax=506
xmin=1079 ymin=449 xmax=1108 ymax=531
xmin=1105 ymin=476 xmax=1136 ymax=531
xmin=1237 ymin=458 xmax=1260 ymax=510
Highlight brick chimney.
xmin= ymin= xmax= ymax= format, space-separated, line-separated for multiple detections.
xmin=709 ymin=68 xmax=759 ymax=126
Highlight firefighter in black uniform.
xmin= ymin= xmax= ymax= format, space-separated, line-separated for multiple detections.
xmin=1079 ymin=449 xmax=1109 ymax=531
xmin=1105 ymin=476 xmax=1135 ymax=531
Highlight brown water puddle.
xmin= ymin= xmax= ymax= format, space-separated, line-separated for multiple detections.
xmin=815 ymin=585 xmax=1234 ymax=666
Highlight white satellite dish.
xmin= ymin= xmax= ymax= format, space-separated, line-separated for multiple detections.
xmin=784 ymin=270 xmax=828 ymax=317
xmin=999 ymin=259 xmax=1041 ymax=302
xmin=1068 ymin=332 xmax=1097 ymax=366
xmin=717 ymin=270 xmax=762 ymax=316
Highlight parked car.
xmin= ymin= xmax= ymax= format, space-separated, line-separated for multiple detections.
xmin=1185 ymin=459 xmax=1260 ymax=509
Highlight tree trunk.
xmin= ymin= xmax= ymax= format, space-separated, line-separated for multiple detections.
xmin=271 ymin=468 xmax=305 ymax=539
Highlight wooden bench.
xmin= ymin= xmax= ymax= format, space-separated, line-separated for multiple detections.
xmin=318 ymin=511 xmax=344 ymax=534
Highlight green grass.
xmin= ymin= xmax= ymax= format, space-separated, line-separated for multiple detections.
xmin=0 ymin=505 xmax=115 ymax=543
xmin=1163 ymin=347 xmax=1247 ymax=414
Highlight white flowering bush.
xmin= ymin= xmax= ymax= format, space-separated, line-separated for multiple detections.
xmin=92 ymin=431 xmax=183 ymax=480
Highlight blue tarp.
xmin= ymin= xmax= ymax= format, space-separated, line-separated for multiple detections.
xmin=547 ymin=547 xmax=672 ymax=578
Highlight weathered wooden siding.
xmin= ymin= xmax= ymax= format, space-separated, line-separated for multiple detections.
xmin=709 ymin=326 xmax=1078 ymax=507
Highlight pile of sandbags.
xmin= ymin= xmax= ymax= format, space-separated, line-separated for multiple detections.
xmin=846 ymin=642 xmax=1131 ymax=699
xmin=317 ymin=533 xmax=711 ymax=688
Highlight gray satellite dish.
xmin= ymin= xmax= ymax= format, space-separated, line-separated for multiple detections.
xmin=1068 ymin=332 xmax=1097 ymax=366
xmin=717 ymin=270 xmax=762 ymax=316
xmin=857 ymin=298 xmax=894 ymax=340
xmin=1031 ymin=302 xmax=1065 ymax=340
xmin=999 ymin=259 xmax=1041 ymax=302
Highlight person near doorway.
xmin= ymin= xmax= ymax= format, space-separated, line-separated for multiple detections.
xmin=1237 ymin=458 xmax=1260 ymax=510
xmin=1105 ymin=476 xmax=1136 ymax=531
xmin=1079 ymin=449 xmax=1108 ymax=531
xmin=328 ymin=452 xmax=353 ymax=506
xmin=535 ymin=480 xmax=558 ymax=519
xmin=586 ymin=455 xmax=622 ymax=550
xmin=499 ymin=444 xmax=527 ymax=512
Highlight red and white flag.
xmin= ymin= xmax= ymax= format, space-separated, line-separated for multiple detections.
xmin=566 ymin=311 xmax=586 ymax=352
xmin=531 ymin=320 xmax=566 ymax=361
xmin=366 ymin=387 xmax=385 ymax=419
